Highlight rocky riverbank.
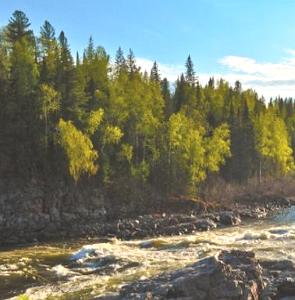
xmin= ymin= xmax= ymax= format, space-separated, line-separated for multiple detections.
xmin=97 ymin=250 xmax=295 ymax=300
xmin=4 ymin=206 xmax=295 ymax=299
xmin=1 ymin=190 xmax=295 ymax=246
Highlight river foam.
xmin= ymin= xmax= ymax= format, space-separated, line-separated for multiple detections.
xmin=4 ymin=207 xmax=295 ymax=299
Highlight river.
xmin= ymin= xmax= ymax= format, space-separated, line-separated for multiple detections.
xmin=1 ymin=207 xmax=295 ymax=299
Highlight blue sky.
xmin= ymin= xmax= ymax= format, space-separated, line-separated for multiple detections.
xmin=1 ymin=0 xmax=295 ymax=98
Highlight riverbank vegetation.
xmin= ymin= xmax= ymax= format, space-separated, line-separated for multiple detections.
xmin=1 ymin=11 xmax=295 ymax=207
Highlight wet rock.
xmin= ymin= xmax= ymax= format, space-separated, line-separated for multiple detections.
xmin=219 ymin=211 xmax=241 ymax=226
xmin=239 ymin=207 xmax=267 ymax=219
xmin=118 ymin=250 xmax=263 ymax=299
xmin=95 ymin=293 xmax=120 ymax=300
xmin=287 ymin=196 xmax=295 ymax=206
xmin=194 ymin=218 xmax=217 ymax=231
xmin=260 ymin=260 xmax=295 ymax=272
xmin=277 ymin=279 xmax=295 ymax=299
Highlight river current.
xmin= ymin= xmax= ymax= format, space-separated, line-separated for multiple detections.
xmin=1 ymin=207 xmax=295 ymax=299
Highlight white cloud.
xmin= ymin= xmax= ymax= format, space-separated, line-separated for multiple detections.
xmin=136 ymin=52 xmax=295 ymax=100
xmin=219 ymin=53 xmax=295 ymax=99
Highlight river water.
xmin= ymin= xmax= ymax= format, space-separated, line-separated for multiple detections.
xmin=1 ymin=207 xmax=295 ymax=300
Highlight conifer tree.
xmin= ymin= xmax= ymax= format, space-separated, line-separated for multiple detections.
xmin=150 ymin=61 xmax=160 ymax=82
xmin=56 ymin=31 xmax=75 ymax=118
xmin=161 ymin=78 xmax=172 ymax=118
xmin=114 ymin=47 xmax=127 ymax=76
xmin=39 ymin=21 xmax=58 ymax=84
xmin=6 ymin=10 xmax=34 ymax=44
xmin=126 ymin=49 xmax=137 ymax=75
xmin=1 ymin=9 xmax=295 ymax=199
xmin=185 ymin=55 xmax=196 ymax=86
xmin=174 ymin=74 xmax=186 ymax=112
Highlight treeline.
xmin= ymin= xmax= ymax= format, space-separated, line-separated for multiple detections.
xmin=0 ymin=11 xmax=294 ymax=199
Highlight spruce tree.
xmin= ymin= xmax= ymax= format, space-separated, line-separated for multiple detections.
xmin=6 ymin=10 xmax=34 ymax=44
xmin=185 ymin=55 xmax=196 ymax=86
xmin=39 ymin=21 xmax=58 ymax=84
xmin=161 ymin=78 xmax=172 ymax=118
xmin=126 ymin=49 xmax=137 ymax=75
xmin=114 ymin=47 xmax=127 ymax=77
xmin=150 ymin=61 xmax=160 ymax=82
xmin=174 ymin=74 xmax=186 ymax=112
xmin=56 ymin=31 xmax=75 ymax=118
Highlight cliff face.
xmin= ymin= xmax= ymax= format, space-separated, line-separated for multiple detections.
xmin=0 ymin=180 xmax=105 ymax=245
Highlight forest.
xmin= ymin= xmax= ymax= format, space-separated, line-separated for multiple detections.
xmin=1 ymin=10 xmax=295 ymax=205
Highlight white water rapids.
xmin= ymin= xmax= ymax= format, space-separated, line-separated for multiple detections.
xmin=1 ymin=207 xmax=295 ymax=299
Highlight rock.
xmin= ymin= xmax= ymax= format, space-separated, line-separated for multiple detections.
xmin=50 ymin=207 xmax=60 ymax=222
xmin=194 ymin=218 xmax=217 ymax=231
xmin=277 ymin=279 xmax=295 ymax=298
xmin=89 ymin=207 xmax=107 ymax=219
xmin=260 ymin=260 xmax=295 ymax=271
xmin=0 ymin=214 xmax=5 ymax=226
xmin=78 ymin=207 xmax=89 ymax=218
xmin=62 ymin=212 xmax=77 ymax=223
xmin=219 ymin=211 xmax=241 ymax=226
xmin=239 ymin=207 xmax=267 ymax=219
xmin=94 ymin=293 xmax=120 ymax=300
xmin=32 ymin=213 xmax=50 ymax=231
xmin=118 ymin=250 xmax=263 ymax=299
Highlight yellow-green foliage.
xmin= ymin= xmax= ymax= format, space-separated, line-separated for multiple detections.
xmin=57 ymin=119 xmax=98 ymax=181
xmin=168 ymin=112 xmax=206 ymax=187
xmin=131 ymin=160 xmax=150 ymax=181
xmin=39 ymin=83 xmax=60 ymax=116
xmin=205 ymin=123 xmax=231 ymax=172
xmin=11 ymin=37 xmax=39 ymax=96
xmin=86 ymin=108 xmax=104 ymax=135
xmin=168 ymin=112 xmax=230 ymax=192
xmin=103 ymin=125 xmax=123 ymax=144
xmin=3 ymin=10 xmax=295 ymax=198
xmin=120 ymin=143 xmax=133 ymax=163
xmin=254 ymin=111 xmax=295 ymax=174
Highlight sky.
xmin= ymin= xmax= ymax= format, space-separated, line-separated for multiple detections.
xmin=1 ymin=0 xmax=295 ymax=99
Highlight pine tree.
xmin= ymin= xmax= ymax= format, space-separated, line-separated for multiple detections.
xmin=185 ymin=55 xmax=196 ymax=86
xmin=76 ymin=51 xmax=80 ymax=66
xmin=234 ymin=80 xmax=242 ymax=93
xmin=114 ymin=47 xmax=127 ymax=77
xmin=150 ymin=61 xmax=160 ymax=82
xmin=208 ymin=77 xmax=215 ymax=88
xmin=39 ymin=21 xmax=58 ymax=84
xmin=174 ymin=74 xmax=186 ymax=112
xmin=40 ymin=21 xmax=55 ymax=48
xmin=126 ymin=49 xmax=137 ymax=75
xmin=56 ymin=31 xmax=75 ymax=118
xmin=6 ymin=10 xmax=34 ymax=44
xmin=7 ymin=22 xmax=40 ymax=175
xmin=161 ymin=78 xmax=172 ymax=118
xmin=84 ymin=36 xmax=95 ymax=62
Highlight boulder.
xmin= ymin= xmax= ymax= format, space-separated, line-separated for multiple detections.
xmin=219 ymin=211 xmax=241 ymax=226
xmin=115 ymin=250 xmax=263 ymax=300
xmin=260 ymin=260 xmax=295 ymax=272
xmin=194 ymin=218 xmax=217 ymax=231
xmin=277 ymin=279 xmax=295 ymax=299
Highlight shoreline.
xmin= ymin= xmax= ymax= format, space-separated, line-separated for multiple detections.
xmin=1 ymin=194 xmax=294 ymax=248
